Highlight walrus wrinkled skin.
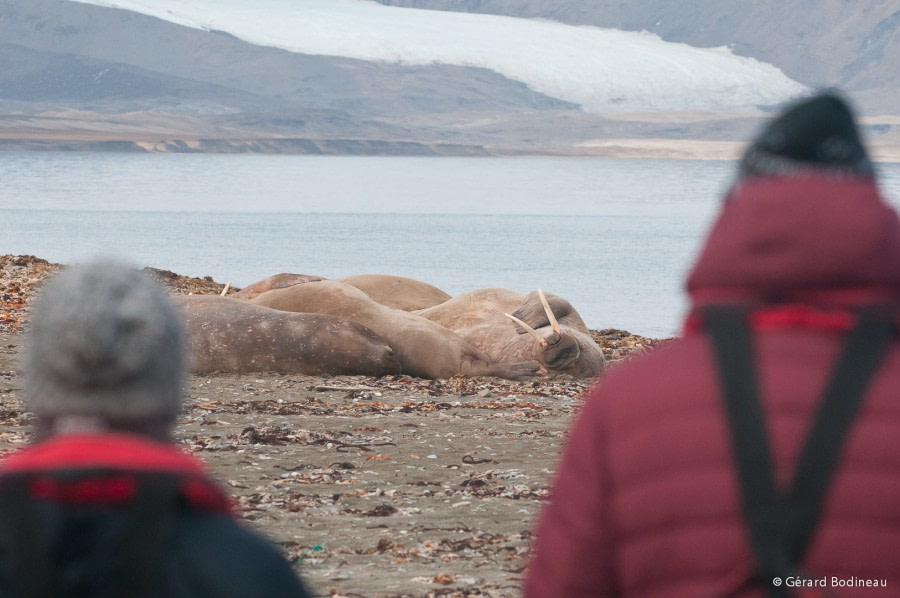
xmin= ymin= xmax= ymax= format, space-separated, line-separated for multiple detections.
xmin=250 ymin=280 xmax=541 ymax=381
xmin=232 ymin=273 xmax=326 ymax=300
xmin=415 ymin=289 xmax=606 ymax=378
xmin=174 ymin=295 xmax=402 ymax=376
xmin=339 ymin=274 xmax=452 ymax=311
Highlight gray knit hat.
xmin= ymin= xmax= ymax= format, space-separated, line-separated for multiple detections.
xmin=24 ymin=261 xmax=185 ymax=433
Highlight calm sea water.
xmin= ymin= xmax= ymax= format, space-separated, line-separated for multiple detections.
xmin=3 ymin=153 xmax=900 ymax=337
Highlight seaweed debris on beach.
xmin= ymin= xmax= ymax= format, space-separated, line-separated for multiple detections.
xmin=0 ymin=255 xmax=232 ymax=333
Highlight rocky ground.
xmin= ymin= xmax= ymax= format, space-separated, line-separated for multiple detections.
xmin=0 ymin=255 xmax=671 ymax=597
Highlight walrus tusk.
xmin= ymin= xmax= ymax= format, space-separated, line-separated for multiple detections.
xmin=537 ymin=289 xmax=561 ymax=334
xmin=220 ymin=281 xmax=232 ymax=297
xmin=504 ymin=313 xmax=546 ymax=344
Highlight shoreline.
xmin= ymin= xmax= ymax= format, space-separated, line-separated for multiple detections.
xmin=3 ymin=106 xmax=900 ymax=162
xmin=2 ymin=137 xmax=899 ymax=162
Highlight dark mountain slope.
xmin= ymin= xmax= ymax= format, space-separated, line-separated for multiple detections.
xmin=0 ymin=0 xmax=573 ymax=118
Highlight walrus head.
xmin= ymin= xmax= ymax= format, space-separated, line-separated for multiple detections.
xmin=505 ymin=311 xmax=583 ymax=371
xmin=505 ymin=289 xmax=604 ymax=377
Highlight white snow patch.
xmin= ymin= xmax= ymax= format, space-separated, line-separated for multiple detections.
xmin=70 ymin=0 xmax=806 ymax=112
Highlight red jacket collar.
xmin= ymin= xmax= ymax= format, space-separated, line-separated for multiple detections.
xmin=0 ymin=434 xmax=232 ymax=514
xmin=1 ymin=433 xmax=208 ymax=475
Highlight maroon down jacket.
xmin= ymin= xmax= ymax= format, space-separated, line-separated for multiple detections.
xmin=525 ymin=175 xmax=900 ymax=597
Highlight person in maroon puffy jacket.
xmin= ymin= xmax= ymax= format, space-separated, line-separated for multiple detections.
xmin=525 ymin=92 xmax=900 ymax=597
xmin=0 ymin=261 xmax=311 ymax=597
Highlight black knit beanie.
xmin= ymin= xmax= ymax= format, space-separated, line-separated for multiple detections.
xmin=739 ymin=91 xmax=875 ymax=179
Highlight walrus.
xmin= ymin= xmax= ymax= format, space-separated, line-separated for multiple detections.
xmin=415 ymin=288 xmax=606 ymax=378
xmin=237 ymin=272 xmax=451 ymax=311
xmin=174 ymin=295 xmax=402 ymax=376
xmin=232 ymin=273 xmax=326 ymax=300
xmin=250 ymin=280 xmax=541 ymax=381
xmin=339 ymin=274 xmax=452 ymax=311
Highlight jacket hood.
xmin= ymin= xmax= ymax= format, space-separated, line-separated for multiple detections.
xmin=686 ymin=174 xmax=900 ymax=306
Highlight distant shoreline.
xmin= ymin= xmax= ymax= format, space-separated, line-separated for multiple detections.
xmin=2 ymin=135 xmax=900 ymax=162
xmin=4 ymin=107 xmax=898 ymax=162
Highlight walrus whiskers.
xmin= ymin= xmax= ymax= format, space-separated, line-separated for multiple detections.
xmin=504 ymin=312 xmax=546 ymax=344
xmin=537 ymin=289 xmax=561 ymax=333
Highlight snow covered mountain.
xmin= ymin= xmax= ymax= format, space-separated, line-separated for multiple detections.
xmin=0 ymin=0 xmax=895 ymax=155
xmin=68 ymin=0 xmax=804 ymax=113
xmin=375 ymin=0 xmax=900 ymax=116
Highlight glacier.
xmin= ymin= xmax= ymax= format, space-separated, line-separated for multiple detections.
xmin=70 ymin=0 xmax=807 ymax=112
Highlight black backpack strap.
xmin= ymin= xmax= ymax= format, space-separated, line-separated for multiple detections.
xmin=104 ymin=472 xmax=181 ymax=598
xmin=783 ymin=305 xmax=896 ymax=563
xmin=0 ymin=470 xmax=181 ymax=598
xmin=0 ymin=475 xmax=58 ymax=598
xmin=702 ymin=304 xmax=895 ymax=597
xmin=702 ymin=305 xmax=787 ymax=593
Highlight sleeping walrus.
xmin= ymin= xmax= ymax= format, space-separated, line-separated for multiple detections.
xmin=174 ymin=295 xmax=402 ymax=376
xmin=339 ymin=274 xmax=452 ymax=311
xmin=250 ymin=280 xmax=541 ymax=381
xmin=415 ymin=288 xmax=606 ymax=378
xmin=236 ymin=272 xmax=451 ymax=311
xmin=232 ymin=273 xmax=325 ymax=300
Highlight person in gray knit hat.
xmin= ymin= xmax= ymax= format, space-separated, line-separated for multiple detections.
xmin=24 ymin=260 xmax=185 ymax=441
xmin=1 ymin=260 xmax=311 ymax=597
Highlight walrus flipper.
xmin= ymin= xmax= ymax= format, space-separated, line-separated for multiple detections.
xmin=485 ymin=360 xmax=544 ymax=381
